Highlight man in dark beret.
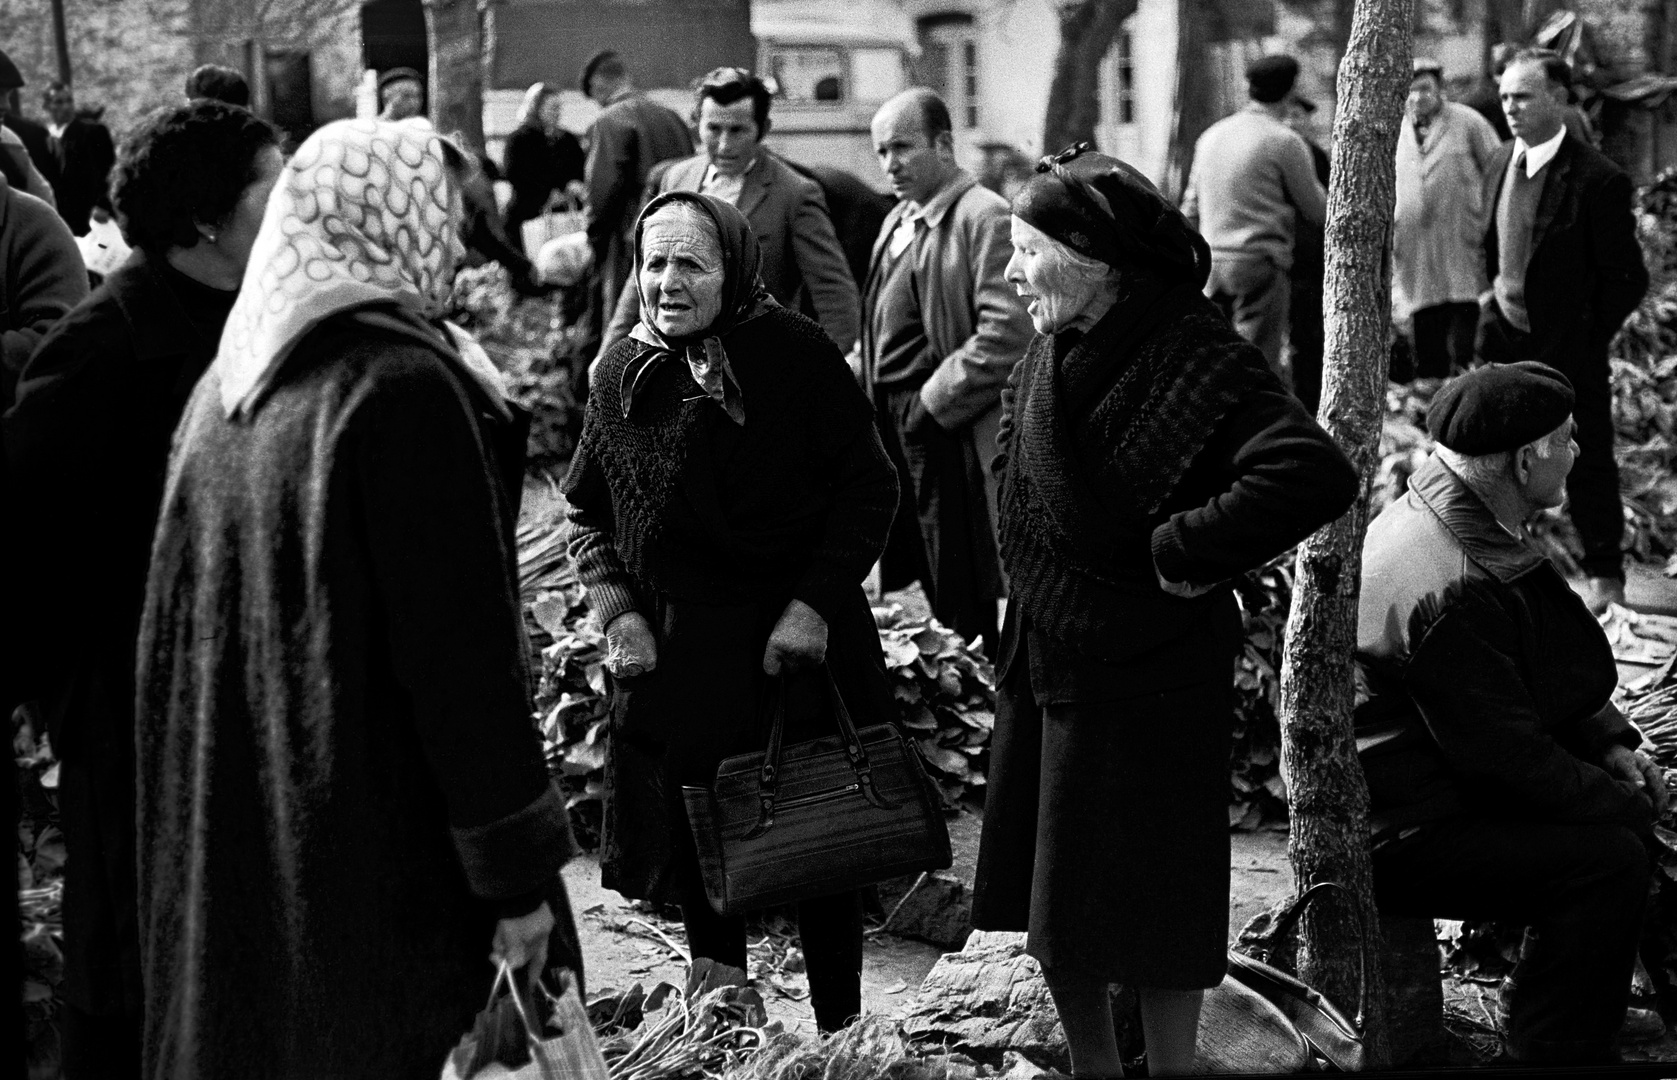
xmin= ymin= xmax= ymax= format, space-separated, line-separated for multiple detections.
xmin=1354 ymin=361 xmax=1665 ymax=1065
xmin=1181 ymin=53 xmax=1325 ymax=383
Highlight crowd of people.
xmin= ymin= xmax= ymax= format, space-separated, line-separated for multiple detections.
xmin=0 ymin=33 xmax=1665 ymax=1080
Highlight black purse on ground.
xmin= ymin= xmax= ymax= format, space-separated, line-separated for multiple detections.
xmin=681 ymin=669 xmax=952 ymax=915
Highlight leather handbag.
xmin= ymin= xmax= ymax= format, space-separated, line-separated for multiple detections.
xmin=1209 ymin=880 xmax=1367 ymax=1072
xmin=682 ymin=670 xmax=952 ymax=915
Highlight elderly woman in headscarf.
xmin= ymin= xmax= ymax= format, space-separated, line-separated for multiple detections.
xmin=971 ymin=145 xmax=1359 ymax=1077
xmin=134 ymin=119 xmax=580 ymax=1080
xmin=501 ymin=81 xmax=586 ymax=255
xmin=562 ymin=190 xmax=899 ymax=1032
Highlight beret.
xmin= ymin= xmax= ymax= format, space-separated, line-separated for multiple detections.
xmin=1246 ymin=55 xmax=1300 ymax=103
xmin=1012 ymin=142 xmax=1211 ymax=287
xmin=378 ymin=67 xmax=422 ymax=90
xmin=1426 ymin=361 xmax=1575 ymax=454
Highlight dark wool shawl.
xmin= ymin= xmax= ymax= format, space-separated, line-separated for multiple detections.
xmin=996 ymin=282 xmax=1278 ymax=660
xmin=137 ymin=316 xmax=574 ymax=1080
xmin=564 ymin=305 xmax=896 ymax=630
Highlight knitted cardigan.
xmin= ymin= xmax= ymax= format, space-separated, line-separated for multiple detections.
xmin=563 ymin=306 xmax=897 ymax=629
xmin=996 ymin=284 xmax=1353 ymax=664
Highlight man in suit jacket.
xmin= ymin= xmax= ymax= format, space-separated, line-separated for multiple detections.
xmin=1477 ymin=48 xmax=1648 ymax=612
xmin=858 ymin=88 xmax=1034 ymax=654
xmin=579 ymin=51 xmax=693 ymax=357
xmin=44 ymin=82 xmax=115 ymax=236
xmin=0 ymin=52 xmax=61 ymax=206
xmin=596 ymin=68 xmax=859 ymax=359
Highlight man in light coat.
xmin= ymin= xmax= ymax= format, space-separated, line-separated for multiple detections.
xmin=858 ymin=88 xmax=1033 ymax=654
xmin=1392 ymin=58 xmax=1503 ymax=379
xmin=596 ymin=67 xmax=858 ymax=360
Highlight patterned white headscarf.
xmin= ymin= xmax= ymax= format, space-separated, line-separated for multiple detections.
xmin=215 ymin=117 xmax=507 ymax=418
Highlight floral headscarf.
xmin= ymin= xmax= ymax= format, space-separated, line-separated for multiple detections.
xmin=214 ymin=117 xmax=507 ymax=418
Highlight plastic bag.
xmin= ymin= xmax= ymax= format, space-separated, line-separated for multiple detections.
xmin=441 ymin=962 xmax=608 ymax=1080
xmin=521 ymin=193 xmax=586 ymax=258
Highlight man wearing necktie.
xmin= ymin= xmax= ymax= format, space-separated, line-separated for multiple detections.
xmin=856 ymin=88 xmax=1032 ymax=656
xmin=1477 ymin=48 xmax=1648 ymax=614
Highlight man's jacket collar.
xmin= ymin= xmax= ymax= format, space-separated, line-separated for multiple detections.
xmin=1407 ymin=452 xmax=1548 ymax=584
xmin=913 ymin=169 xmax=976 ymax=230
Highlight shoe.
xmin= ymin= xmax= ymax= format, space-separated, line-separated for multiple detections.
xmin=1579 ymin=576 xmax=1627 ymax=615
xmin=1623 ymin=1006 xmax=1666 ymax=1043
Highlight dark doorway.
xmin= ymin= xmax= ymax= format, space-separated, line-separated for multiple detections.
xmin=361 ymin=0 xmax=430 ymax=105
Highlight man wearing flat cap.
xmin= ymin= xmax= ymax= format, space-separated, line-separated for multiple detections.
xmin=1181 ymin=53 xmax=1326 ymax=382
xmin=1355 ymin=361 xmax=1663 ymax=1065
xmin=377 ymin=67 xmax=424 ymax=121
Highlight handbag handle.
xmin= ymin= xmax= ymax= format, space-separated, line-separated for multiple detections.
xmin=1258 ymin=880 xmax=1368 ymax=1032
xmin=743 ymin=667 xmax=896 ymax=839
xmin=489 ymin=960 xmax=563 ymax=1080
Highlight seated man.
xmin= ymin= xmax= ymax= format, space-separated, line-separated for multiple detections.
xmin=1355 ymin=361 xmax=1666 ymax=1065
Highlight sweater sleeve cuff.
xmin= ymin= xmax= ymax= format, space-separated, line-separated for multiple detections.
xmin=585 ymin=578 xmax=640 ymax=630
xmin=792 ymin=571 xmax=850 ymax=632
xmin=451 ymin=781 xmax=576 ymax=899
xmin=1579 ymin=701 xmax=1642 ymax=757
xmin=1150 ymin=520 xmax=1192 ymax=584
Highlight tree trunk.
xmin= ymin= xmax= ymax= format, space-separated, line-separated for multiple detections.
xmin=423 ymin=0 xmax=484 ymax=151
xmin=1275 ymin=0 xmax=1415 ymax=1063
xmin=1042 ymin=0 xmax=1138 ymax=154
xmin=1161 ymin=0 xmax=1216 ymax=200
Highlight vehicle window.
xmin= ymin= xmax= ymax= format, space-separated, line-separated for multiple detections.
xmin=769 ymin=47 xmax=847 ymax=104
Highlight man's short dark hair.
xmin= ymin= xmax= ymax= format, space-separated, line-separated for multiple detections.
xmin=580 ymin=51 xmax=626 ymax=96
xmin=692 ymin=67 xmax=772 ymax=135
xmin=43 ymin=80 xmax=72 ymax=101
xmin=1511 ymin=47 xmax=1572 ymax=92
xmin=112 ymin=100 xmax=279 ymax=253
xmin=185 ymin=64 xmax=250 ymax=108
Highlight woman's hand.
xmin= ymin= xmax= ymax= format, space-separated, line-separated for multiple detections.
xmin=604 ymin=611 xmax=658 ymax=677
xmin=1603 ymin=744 xmax=1669 ymax=817
xmin=763 ymin=599 xmax=828 ymax=675
xmin=491 ymin=901 xmax=554 ymax=971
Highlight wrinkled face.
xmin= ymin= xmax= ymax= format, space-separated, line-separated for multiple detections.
xmin=1500 ymin=60 xmax=1565 ymax=145
xmin=1407 ymin=73 xmax=1443 ymax=122
xmin=1004 ymin=216 xmax=1112 ymax=335
xmin=381 ymin=78 xmax=423 ymax=121
xmin=639 ymin=204 xmax=726 ymax=338
xmin=44 ymin=87 xmax=75 ymax=126
xmin=871 ymin=99 xmax=952 ymax=206
xmin=211 ymin=144 xmax=284 ymax=272
xmin=698 ymin=96 xmax=761 ymax=178
xmin=1520 ymin=416 xmax=1577 ymax=511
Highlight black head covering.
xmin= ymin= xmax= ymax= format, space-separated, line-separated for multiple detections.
xmin=621 ymin=191 xmax=777 ymax=423
xmin=1011 ymin=142 xmax=1212 ymax=288
xmin=1427 ymin=361 xmax=1575 ymax=454
xmin=1247 ymin=55 xmax=1300 ymax=103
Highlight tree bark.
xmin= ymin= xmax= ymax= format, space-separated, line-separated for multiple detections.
xmin=1042 ymin=0 xmax=1138 ymax=154
xmin=1275 ymin=0 xmax=1415 ymax=1063
xmin=1161 ymin=0 xmax=1216 ymax=200
xmin=423 ymin=0 xmax=484 ymax=151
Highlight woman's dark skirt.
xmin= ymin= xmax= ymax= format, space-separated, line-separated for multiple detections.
xmin=599 ymin=585 xmax=896 ymax=906
xmin=972 ymin=655 xmax=1235 ymax=990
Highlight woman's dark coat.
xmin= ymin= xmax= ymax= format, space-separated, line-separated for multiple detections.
xmin=4 ymin=249 xmax=232 ymax=1021
xmin=563 ymin=304 xmax=900 ymax=903
xmin=972 ymin=282 xmax=1358 ymax=986
xmin=135 ymin=316 xmax=575 ymax=1080
xmin=502 ymin=123 xmax=585 ymax=253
